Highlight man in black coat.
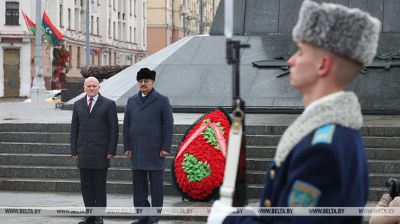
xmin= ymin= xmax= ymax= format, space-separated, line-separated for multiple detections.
xmin=123 ymin=68 xmax=174 ymax=224
xmin=71 ymin=76 xmax=119 ymax=224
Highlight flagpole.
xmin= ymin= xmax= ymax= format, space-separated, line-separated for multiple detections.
xmin=85 ymin=0 xmax=90 ymax=66
xmin=31 ymin=0 xmax=46 ymax=103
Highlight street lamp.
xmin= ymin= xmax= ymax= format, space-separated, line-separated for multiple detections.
xmin=31 ymin=0 xmax=46 ymax=103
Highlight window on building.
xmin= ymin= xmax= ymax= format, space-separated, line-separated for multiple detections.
xmin=5 ymin=2 xmax=19 ymax=25
xmin=96 ymin=17 xmax=99 ymax=35
xmin=68 ymin=8 xmax=71 ymax=29
xmin=114 ymin=52 xmax=117 ymax=65
xmin=133 ymin=27 xmax=136 ymax=43
xmin=60 ymin=4 xmax=64 ymax=27
xmin=103 ymin=54 xmax=107 ymax=66
xmin=143 ymin=28 xmax=145 ymax=46
xmin=109 ymin=51 xmax=112 ymax=65
xmin=91 ymin=16 xmax=94 ymax=34
xmin=69 ymin=46 xmax=73 ymax=67
xmin=80 ymin=10 xmax=85 ymax=32
xmin=75 ymin=8 xmax=79 ymax=30
xmin=118 ymin=22 xmax=121 ymax=40
xmin=123 ymin=23 xmax=126 ymax=41
xmin=113 ymin=22 xmax=116 ymax=39
xmin=108 ymin=19 xmax=111 ymax=38
xmin=123 ymin=0 xmax=127 ymax=16
xmin=113 ymin=0 xmax=116 ymax=10
xmin=129 ymin=0 xmax=132 ymax=15
xmin=77 ymin=47 xmax=81 ymax=67
xmin=134 ymin=0 xmax=137 ymax=17
xmin=98 ymin=51 xmax=101 ymax=65
xmin=91 ymin=51 xmax=95 ymax=65
xmin=129 ymin=26 xmax=132 ymax=43
xmin=143 ymin=2 xmax=145 ymax=18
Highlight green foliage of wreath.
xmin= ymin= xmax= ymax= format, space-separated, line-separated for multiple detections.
xmin=182 ymin=154 xmax=212 ymax=182
xmin=202 ymin=119 xmax=224 ymax=150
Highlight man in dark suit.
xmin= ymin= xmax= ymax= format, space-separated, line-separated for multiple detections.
xmin=123 ymin=68 xmax=174 ymax=224
xmin=71 ymin=76 xmax=119 ymax=224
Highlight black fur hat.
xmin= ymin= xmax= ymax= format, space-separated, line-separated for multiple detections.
xmin=136 ymin=67 xmax=156 ymax=81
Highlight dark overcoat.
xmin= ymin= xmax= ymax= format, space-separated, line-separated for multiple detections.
xmin=123 ymin=89 xmax=174 ymax=170
xmin=70 ymin=94 xmax=119 ymax=169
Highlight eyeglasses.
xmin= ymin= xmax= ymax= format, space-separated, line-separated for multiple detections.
xmin=138 ymin=79 xmax=151 ymax=84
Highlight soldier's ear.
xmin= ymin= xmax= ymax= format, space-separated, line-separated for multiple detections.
xmin=317 ymin=55 xmax=333 ymax=77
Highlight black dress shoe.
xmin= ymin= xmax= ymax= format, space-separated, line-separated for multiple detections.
xmin=131 ymin=219 xmax=148 ymax=224
xmin=94 ymin=216 xmax=104 ymax=224
xmin=78 ymin=216 xmax=95 ymax=224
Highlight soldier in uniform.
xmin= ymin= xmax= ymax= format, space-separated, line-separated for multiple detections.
xmin=208 ymin=0 xmax=381 ymax=223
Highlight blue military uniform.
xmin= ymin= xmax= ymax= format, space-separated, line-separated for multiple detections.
xmin=222 ymin=92 xmax=369 ymax=224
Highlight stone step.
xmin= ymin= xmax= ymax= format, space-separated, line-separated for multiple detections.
xmin=0 ymin=153 xmax=273 ymax=171
xmin=0 ymin=132 xmax=180 ymax=145
xmin=1 ymin=142 xmax=399 ymax=161
xmin=369 ymin=173 xmax=400 ymax=189
xmin=0 ymin=165 xmax=394 ymax=188
xmin=0 ymin=132 xmax=278 ymax=146
xmin=1 ymin=123 xmax=399 ymax=137
xmin=1 ymin=153 xmax=398 ymax=182
xmin=0 ymin=165 xmax=263 ymax=185
xmin=0 ymin=177 xmax=386 ymax=202
xmin=368 ymin=160 xmax=400 ymax=173
xmin=366 ymin=148 xmax=400 ymax=160
xmin=363 ymin=137 xmax=400 ymax=148
xmin=361 ymin=126 xmax=400 ymax=137
xmin=1 ymin=132 xmax=399 ymax=148
xmin=0 ymin=124 xmax=192 ymax=135
xmin=0 ymin=133 xmax=282 ymax=147
xmin=0 ymin=143 xmax=276 ymax=157
xmin=0 ymin=124 xmax=285 ymax=135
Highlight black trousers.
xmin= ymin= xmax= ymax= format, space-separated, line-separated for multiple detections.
xmin=79 ymin=169 xmax=108 ymax=208
xmin=133 ymin=170 xmax=164 ymax=222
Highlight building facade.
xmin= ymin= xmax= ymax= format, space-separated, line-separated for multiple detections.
xmin=0 ymin=0 xmax=37 ymax=97
xmin=57 ymin=0 xmax=147 ymax=81
xmin=0 ymin=0 xmax=147 ymax=97
xmin=147 ymin=0 xmax=219 ymax=55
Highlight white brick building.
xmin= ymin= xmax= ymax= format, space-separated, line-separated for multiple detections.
xmin=0 ymin=0 xmax=147 ymax=97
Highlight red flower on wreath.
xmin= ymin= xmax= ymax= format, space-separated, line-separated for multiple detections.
xmin=173 ymin=109 xmax=230 ymax=200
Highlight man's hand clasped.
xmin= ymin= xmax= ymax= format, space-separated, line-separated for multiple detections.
xmin=160 ymin=150 xmax=169 ymax=158
xmin=124 ymin=150 xmax=132 ymax=158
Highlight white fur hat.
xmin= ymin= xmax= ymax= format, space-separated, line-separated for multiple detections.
xmin=292 ymin=0 xmax=381 ymax=65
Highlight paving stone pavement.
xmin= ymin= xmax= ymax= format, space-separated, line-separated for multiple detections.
xmin=0 ymin=191 xmax=210 ymax=224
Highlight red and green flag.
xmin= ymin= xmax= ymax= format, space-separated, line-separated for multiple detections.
xmin=21 ymin=10 xmax=64 ymax=48
xmin=21 ymin=11 xmax=36 ymax=34
xmin=42 ymin=10 xmax=64 ymax=47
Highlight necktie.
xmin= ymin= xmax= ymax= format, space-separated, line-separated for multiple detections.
xmin=88 ymin=98 xmax=93 ymax=112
